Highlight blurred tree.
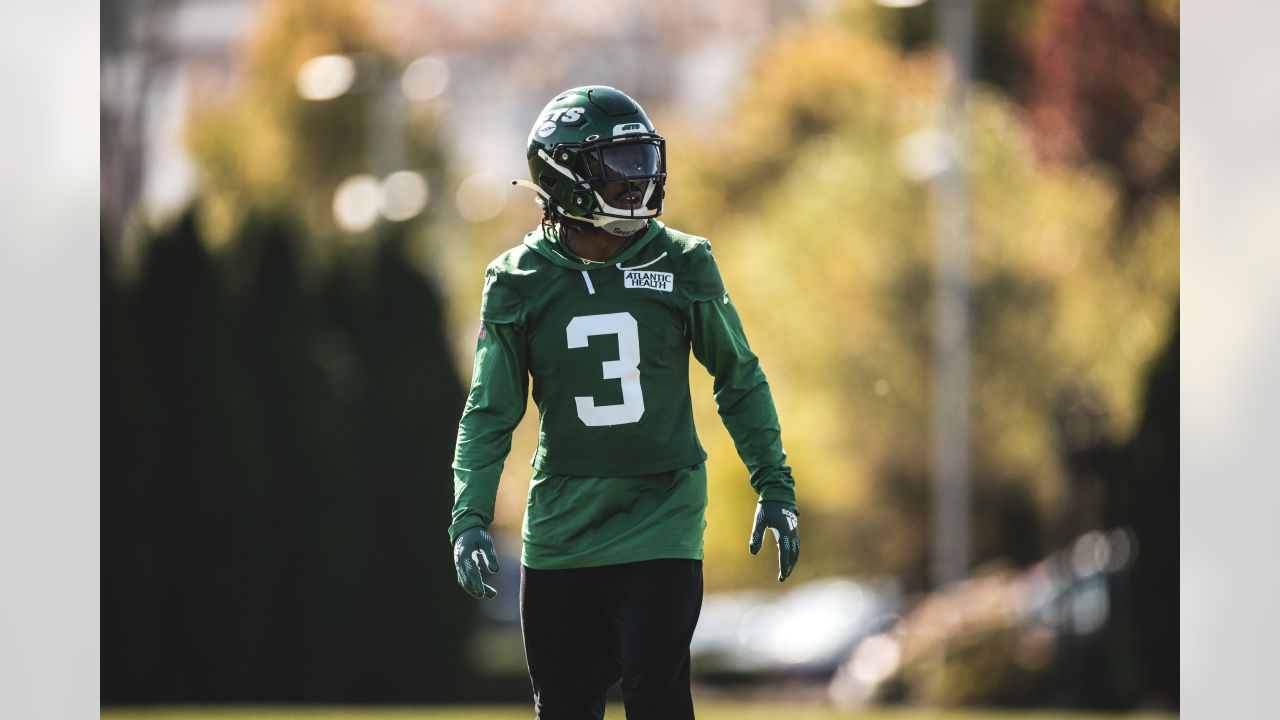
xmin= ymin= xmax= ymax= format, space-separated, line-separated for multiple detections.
xmin=1022 ymin=0 xmax=1179 ymax=221
xmin=319 ymin=225 xmax=474 ymax=700
xmin=104 ymin=0 xmax=474 ymax=701
xmin=848 ymin=0 xmax=1179 ymax=223
xmin=188 ymin=0 xmax=446 ymax=258
xmin=103 ymin=0 xmax=468 ymax=701
xmin=103 ymin=210 xmax=271 ymax=700
xmin=1104 ymin=315 xmax=1179 ymax=706
xmin=862 ymin=0 xmax=1040 ymax=93
xmin=101 ymin=228 xmax=167 ymax=698
xmin=101 ymin=209 xmax=473 ymax=702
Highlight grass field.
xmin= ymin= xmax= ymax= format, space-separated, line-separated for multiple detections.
xmin=101 ymin=705 xmax=1178 ymax=720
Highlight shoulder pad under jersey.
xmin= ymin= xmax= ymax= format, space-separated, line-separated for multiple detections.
xmin=663 ymin=226 xmax=725 ymax=302
xmin=480 ymin=243 xmax=552 ymax=324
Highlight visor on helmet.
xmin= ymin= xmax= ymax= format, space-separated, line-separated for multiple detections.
xmin=599 ymin=143 xmax=660 ymax=179
xmin=576 ymin=136 xmax=665 ymax=219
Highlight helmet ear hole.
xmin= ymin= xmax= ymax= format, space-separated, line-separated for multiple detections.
xmin=537 ymin=173 xmax=557 ymax=194
xmin=571 ymin=188 xmax=594 ymax=210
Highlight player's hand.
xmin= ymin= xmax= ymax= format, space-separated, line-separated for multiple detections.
xmin=748 ymin=501 xmax=799 ymax=582
xmin=453 ymin=526 xmax=500 ymax=599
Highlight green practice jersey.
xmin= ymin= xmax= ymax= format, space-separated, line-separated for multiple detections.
xmin=449 ymin=220 xmax=796 ymax=567
xmin=519 ymin=464 xmax=709 ymax=570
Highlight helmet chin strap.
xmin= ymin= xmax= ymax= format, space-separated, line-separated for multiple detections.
xmin=591 ymin=215 xmax=649 ymax=236
xmin=512 ymin=178 xmax=649 ymax=236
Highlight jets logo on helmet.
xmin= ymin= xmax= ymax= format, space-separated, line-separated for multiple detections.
xmin=512 ymin=86 xmax=667 ymax=237
xmin=534 ymin=107 xmax=587 ymax=138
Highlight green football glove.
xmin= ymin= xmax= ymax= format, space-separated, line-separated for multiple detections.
xmin=749 ymin=501 xmax=800 ymax=582
xmin=453 ymin=526 xmax=499 ymax=599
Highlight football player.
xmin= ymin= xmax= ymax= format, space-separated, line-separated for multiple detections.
xmin=449 ymin=85 xmax=799 ymax=720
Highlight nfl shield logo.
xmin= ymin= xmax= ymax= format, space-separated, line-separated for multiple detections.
xmin=478 ymin=324 xmax=488 ymax=341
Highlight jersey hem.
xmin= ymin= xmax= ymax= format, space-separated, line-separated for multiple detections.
xmin=521 ymin=546 xmax=704 ymax=570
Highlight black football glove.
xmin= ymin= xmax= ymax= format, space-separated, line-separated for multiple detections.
xmin=453 ymin=526 xmax=499 ymax=599
xmin=748 ymin=501 xmax=800 ymax=582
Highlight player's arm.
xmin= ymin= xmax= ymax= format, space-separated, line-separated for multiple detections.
xmin=450 ymin=320 xmax=529 ymax=541
xmin=449 ymin=275 xmax=529 ymax=598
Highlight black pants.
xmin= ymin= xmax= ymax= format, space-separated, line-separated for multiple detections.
xmin=520 ymin=558 xmax=704 ymax=720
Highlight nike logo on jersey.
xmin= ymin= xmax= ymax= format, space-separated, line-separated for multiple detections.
xmin=623 ymin=270 xmax=674 ymax=292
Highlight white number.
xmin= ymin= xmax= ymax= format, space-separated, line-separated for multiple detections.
xmin=565 ymin=312 xmax=645 ymax=426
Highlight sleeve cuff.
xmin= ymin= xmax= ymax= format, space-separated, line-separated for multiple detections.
xmin=758 ymin=484 xmax=797 ymax=506
xmin=447 ymin=515 xmax=487 ymax=545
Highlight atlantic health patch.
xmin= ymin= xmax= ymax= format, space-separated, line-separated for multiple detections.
xmin=623 ymin=269 xmax=674 ymax=293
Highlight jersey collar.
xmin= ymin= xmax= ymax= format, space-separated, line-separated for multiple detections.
xmin=524 ymin=220 xmax=665 ymax=271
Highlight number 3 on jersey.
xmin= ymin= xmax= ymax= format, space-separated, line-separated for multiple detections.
xmin=565 ymin=312 xmax=645 ymax=426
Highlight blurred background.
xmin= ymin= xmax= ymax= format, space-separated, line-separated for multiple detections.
xmin=100 ymin=0 xmax=1179 ymax=715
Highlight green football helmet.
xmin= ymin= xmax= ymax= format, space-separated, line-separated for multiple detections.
xmin=514 ymin=86 xmax=666 ymax=237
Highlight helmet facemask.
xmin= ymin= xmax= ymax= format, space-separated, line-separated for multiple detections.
xmin=578 ymin=136 xmax=665 ymax=218
xmin=542 ymin=135 xmax=666 ymax=236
